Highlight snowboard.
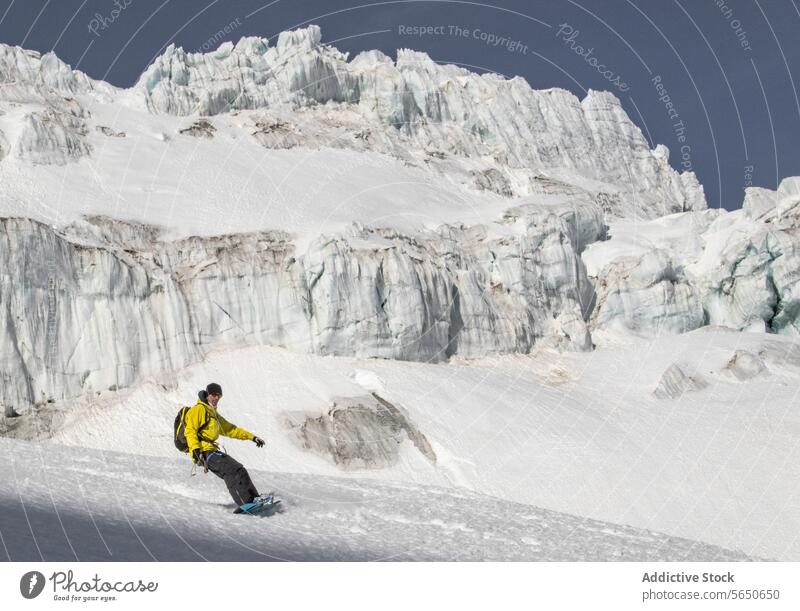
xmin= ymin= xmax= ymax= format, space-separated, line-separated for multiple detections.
xmin=235 ymin=493 xmax=282 ymax=516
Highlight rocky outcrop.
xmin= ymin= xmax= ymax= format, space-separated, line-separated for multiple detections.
xmin=179 ymin=118 xmax=216 ymax=138
xmin=96 ymin=125 xmax=126 ymax=138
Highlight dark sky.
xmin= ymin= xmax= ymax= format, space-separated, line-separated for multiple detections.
xmin=1 ymin=0 xmax=798 ymax=210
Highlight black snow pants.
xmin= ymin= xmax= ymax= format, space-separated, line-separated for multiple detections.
xmin=205 ymin=452 xmax=259 ymax=506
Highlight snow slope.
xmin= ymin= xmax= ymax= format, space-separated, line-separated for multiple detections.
xmin=8 ymin=326 xmax=798 ymax=561
xmin=0 ymin=437 xmax=750 ymax=561
xmin=0 ymin=98 xmax=516 ymax=242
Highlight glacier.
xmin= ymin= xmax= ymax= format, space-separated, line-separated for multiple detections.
xmin=0 ymin=26 xmax=798 ymax=412
xmin=0 ymin=200 xmax=600 ymax=410
xmin=1 ymin=27 xmax=799 ymax=562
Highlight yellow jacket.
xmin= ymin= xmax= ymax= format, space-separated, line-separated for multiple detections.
xmin=184 ymin=399 xmax=255 ymax=455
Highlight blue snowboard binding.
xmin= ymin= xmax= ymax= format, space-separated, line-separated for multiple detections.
xmin=235 ymin=492 xmax=281 ymax=516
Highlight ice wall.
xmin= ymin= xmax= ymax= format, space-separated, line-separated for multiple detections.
xmin=0 ymin=201 xmax=603 ymax=410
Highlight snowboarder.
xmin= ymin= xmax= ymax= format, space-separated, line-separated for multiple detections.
xmin=183 ymin=382 xmax=267 ymax=510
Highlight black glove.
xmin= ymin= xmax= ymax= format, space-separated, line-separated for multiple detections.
xmin=253 ymin=436 xmax=265 ymax=448
xmin=192 ymin=448 xmax=204 ymax=464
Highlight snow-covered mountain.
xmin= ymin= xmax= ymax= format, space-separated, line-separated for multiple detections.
xmin=0 ymin=27 xmax=796 ymax=395
xmin=1 ymin=27 xmax=799 ymax=562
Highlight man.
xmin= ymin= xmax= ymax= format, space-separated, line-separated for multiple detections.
xmin=184 ymin=383 xmax=266 ymax=509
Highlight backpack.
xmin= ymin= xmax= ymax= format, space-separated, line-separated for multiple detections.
xmin=174 ymin=405 xmax=210 ymax=453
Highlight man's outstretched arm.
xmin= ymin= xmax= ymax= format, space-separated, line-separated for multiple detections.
xmin=218 ymin=415 xmax=262 ymax=444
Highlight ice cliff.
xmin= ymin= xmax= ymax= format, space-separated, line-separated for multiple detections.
xmin=0 ymin=27 xmax=797 ymax=412
xmin=0 ymin=201 xmax=601 ymax=409
xmin=585 ymin=177 xmax=800 ymax=339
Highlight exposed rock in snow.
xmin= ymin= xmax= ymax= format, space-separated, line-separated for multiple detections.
xmin=95 ymin=125 xmax=125 ymax=138
xmin=652 ymin=363 xmax=707 ymax=399
xmin=527 ymin=175 xmax=584 ymax=198
xmin=179 ymin=118 xmax=216 ymax=138
xmin=723 ymin=350 xmax=769 ymax=381
xmin=286 ymin=392 xmax=436 ymax=469
xmin=250 ymin=118 xmax=304 ymax=149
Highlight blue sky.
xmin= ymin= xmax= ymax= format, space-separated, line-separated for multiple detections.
xmin=1 ymin=0 xmax=799 ymax=210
